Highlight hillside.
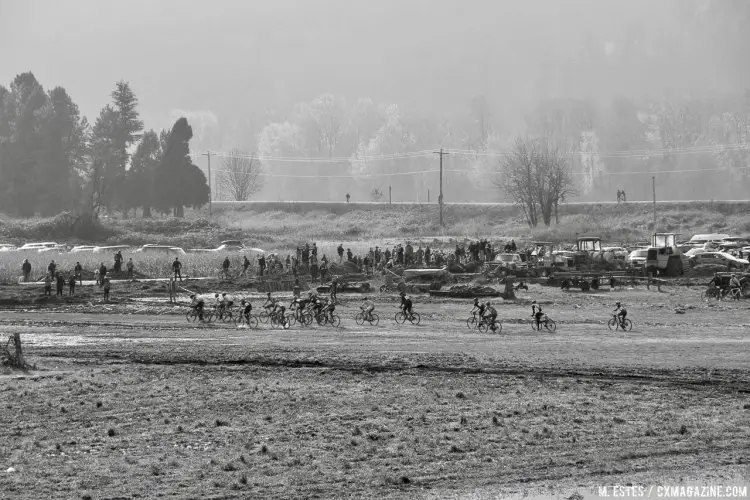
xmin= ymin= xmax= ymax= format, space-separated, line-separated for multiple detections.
xmin=1 ymin=201 xmax=749 ymax=251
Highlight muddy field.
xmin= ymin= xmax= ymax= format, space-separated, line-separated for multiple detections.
xmin=1 ymin=281 xmax=749 ymax=499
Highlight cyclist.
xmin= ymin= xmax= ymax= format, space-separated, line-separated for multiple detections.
xmin=324 ymin=298 xmax=336 ymax=322
xmin=531 ymin=300 xmax=543 ymax=329
xmin=729 ymin=273 xmax=742 ymax=296
xmin=613 ymin=301 xmax=627 ymax=328
xmin=399 ymin=291 xmax=413 ymax=319
xmin=221 ymin=293 xmax=234 ymax=317
xmin=360 ymin=296 xmax=375 ymax=321
xmin=240 ymin=299 xmax=252 ymax=322
xmin=312 ymin=294 xmax=326 ymax=320
xmin=190 ymin=294 xmax=205 ymax=321
xmin=483 ymin=301 xmax=498 ymax=331
xmin=263 ymin=292 xmax=277 ymax=315
xmin=470 ymin=297 xmax=486 ymax=322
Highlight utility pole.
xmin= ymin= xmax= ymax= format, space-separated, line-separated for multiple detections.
xmin=433 ymin=148 xmax=450 ymax=226
xmin=652 ymin=176 xmax=656 ymax=231
xmin=389 ymin=185 xmax=392 ymax=204
xmin=202 ymin=151 xmax=212 ymax=217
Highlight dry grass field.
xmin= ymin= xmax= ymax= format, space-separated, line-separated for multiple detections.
xmin=1 ymin=281 xmax=748 ymax=498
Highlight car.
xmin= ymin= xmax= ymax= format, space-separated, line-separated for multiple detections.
xmin=70 ymin=245 xmax=97 ymax=253
xmin=135 ymin=245 xmax=186 ymax=255
xmin=93 ymin=245 xmax=132 ymax=254
xmin=19 ymin=242 xmax=60 ymax=252
xmin=626 ymin=249 xmax=648 ymax=268
xmin=689 ymin=252 xmax=749 ymax=269
xmin=685 ymin=247 xmax=707 ymax=258
xmin=602 ymin=246 xmax=629 ymax=259
xmin=0 ymin=244 xmax=17 ymax=252
xmin=493 ymin=253 xmax=527 ymax=270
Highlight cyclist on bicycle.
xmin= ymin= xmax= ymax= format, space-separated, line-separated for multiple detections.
xmin=263 ymin=292 xmax=277 ymax=315
xmin=531 ymin=300 xmax=543 ymax=329
xmin=240 ymin=299 xmax=252 ymax=321
xmin=400 ymin=291 xmax=413 ymax=318
xmin=470 ymin=298 xmax=485 ymax=320
xmin=483 ymin=301 xmax=498 ymax=331
xmin=360 ymin=296 xmax=375 ymax=321
xmin=324 ymin=299 xmax=336 ymax=322
xmin=729 ymin=274 xmax=742 ymax=295
xmin=613 ymin=301 xmax=627 ymax=327
xmin=190 ymin=294 xmax=205 ymax=321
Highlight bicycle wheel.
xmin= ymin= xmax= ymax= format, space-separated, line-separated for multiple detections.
xmin=285 ymin=313 xmax=296 ymax=326
xmin=204 ymin=310 xmax=215 ymax=323
xmin=316 ymin=313 xmax=327 ymax=326
xmin=248 ymin=315 xmax=259 ymax=329
xmin=466 ymin=316 xmax=477 ymax=329
xmin=258 ymin=311 xmax=270 ymax=324
xmin=355 ymin=312 xmax=365 ymax=326
xmin=395 ymin=312 xmax=406 ymax=324
xmin=530 ymin=321 xmax=540 ymax=331
xmin=186 ymin=310 xmax=198 ymax=322
xmin=729 ymin=289 xmax=742 ymax=301
xmin=622 ymin=319 xmax=633 ymax=331
xmin=493 ymin=321 xmax=502 ymax=334
xmin=222 ymin=311 xmax=234 ymax=323
xmin=329 ymin=314 xmax=340 ymax=327
xmin=478 ymin=321 xmax=489 ymax=333
xmin=301 ymin=312 xmax=313 ymax=326
xmin=409 ymin=312 xmax=421 ymax=325
xmin=544 ymin=320 xmax=556 ymax=333
xmin=607 ymin=318 xmax=617 ymax=331
xmin=368 ymin=313 xmax=379 ymax=326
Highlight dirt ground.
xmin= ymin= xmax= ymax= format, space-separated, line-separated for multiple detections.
xmin=1 ymin=281 xmax=749 ymax=499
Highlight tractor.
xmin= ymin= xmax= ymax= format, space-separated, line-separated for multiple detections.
xmin=574 ymin=236 xmax=602 ymax=269
xmin=645 ymin=233 xmax=684 ymax=277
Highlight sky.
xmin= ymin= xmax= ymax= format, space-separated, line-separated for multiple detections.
xmin=0 ymin=0 xmax=743 ymax=137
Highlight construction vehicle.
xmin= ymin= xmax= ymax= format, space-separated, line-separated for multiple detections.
xmin=645 ymin=233 xmax=684 ymax=277
xmin=574 ymin=236 xmax=602 ymax=269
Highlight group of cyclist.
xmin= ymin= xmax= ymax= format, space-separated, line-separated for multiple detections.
xmin=706 ymin=272 xmax=744 ymax=300
xmin=188 ymin=288 xmax=632 ymax=331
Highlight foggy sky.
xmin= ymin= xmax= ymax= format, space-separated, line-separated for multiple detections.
xmin=0 ymin=0 xmax=741 ymax=135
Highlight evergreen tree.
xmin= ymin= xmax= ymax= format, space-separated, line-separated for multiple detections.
xmin=153 ymin=118 xmax=209 ymax=217
xmin=126 ymin=129 xmax=161 ymax=217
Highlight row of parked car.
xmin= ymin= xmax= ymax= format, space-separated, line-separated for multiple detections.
xmin=0 ymin=240 xmax=263 ymax=256
xmin=625 ymin=233 xmax=750 ymax=270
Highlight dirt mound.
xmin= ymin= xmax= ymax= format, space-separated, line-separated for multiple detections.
xmin=329 ymin=261 xmax=359 ymax=275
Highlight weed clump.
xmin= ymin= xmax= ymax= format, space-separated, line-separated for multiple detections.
xmin=107 ymin=428 xmax=117 ymax=437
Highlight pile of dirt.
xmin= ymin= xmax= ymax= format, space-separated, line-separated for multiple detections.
xmin=434 ymin=284 xmax=501 ymax=298
xmin=329 ymin=261 xmax=359 ymax=275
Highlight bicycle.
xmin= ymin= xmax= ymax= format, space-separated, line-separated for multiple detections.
xmin=530 ymin=313 xmax=556 ymax=332
xmin=186 ymin=308 xmax=203 ymax=323
xmin=395 ymin=309 xmax=421 ymax=325
xmin=466 ymin=314 xmax=479 ymax=329
xmin=700 ymin=287 xmax=721 ymax=302
xmin=314 ymin=310 xmax=340 ymax=327
xmin=725 ymin=287 xmax=743 ymax=301
xmin=355 ymin=310 xmax=380 ymax=326
xmin=234 ymin=313 xmax=259 ymax=328
xmin=477 ymin=316 xmax=502 ymax=333
xmin=607 ymin=314 xmax=632 ymax=331
xmin=269 ymin=309 xmax=291 ymax=329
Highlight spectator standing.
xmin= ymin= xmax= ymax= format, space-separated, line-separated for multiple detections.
xmin=345 ymin=193 xmax=350 ymax=203
xmin=242 ymin=255 xmax=250 ymax=276
xmin=222 ymin=256 xmax=231 ymax=279
xmin=48 ymin=260 xmax=57 ymax=277
xmin=21 ymin=259 xmax=31 ymax=282
xmin=337 ymin=244 xmax=344 ymax=263
xmin=103 ymin=274 xmax=111 ymax=301
xmin=56 ymin=273 xmax=65 ymax=296
xmin=258 ymin=254 xmax=266 ymax=277
xmin=98 ymin=262 xmax=107 ymax=287
xmin=44 ymin=273 xmax=52 ymax=296
xmin=126 ymin=258 xmax=134 ymax=280
xmin=68 ymin=274 xmax=76 ymax=295
xmin=172 ymin=257 xmax=182 ymax=281
xmin=114 ymin=250 xmax=123 ymax=273
xmin=74 ymin=261 xmax=83 ymax=285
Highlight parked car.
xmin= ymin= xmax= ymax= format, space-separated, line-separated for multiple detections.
xmin=70 ymin=245 xmax=97 ymax=253
xmin=135 ymin=244 xmax=186 ymax=255
xmin=493 ymin=253 xmax=527 ymax=271
xmin=602 ymin=246 xmax=629 ymax=260
xmin=0 ymin=244 xmax=17 ymax=252
xmin=689 ymin=251 xmax=749 ymax=269
xmin=626 ymin=249 xmax=648 ymax=268
xmin=93 ymin=245 xmax=132 ymax=254
xmin=19 ymin=242 xmax=59 ymax=252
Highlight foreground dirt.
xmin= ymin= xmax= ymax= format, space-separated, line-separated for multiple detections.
xmin=0 ymin=283 xmax=749 ymax=499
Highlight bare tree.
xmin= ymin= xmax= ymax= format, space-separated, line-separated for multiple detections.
xmin=495 ymin=137 xmax=576 ymax=227
xmin=220 ymin=149 xmax=263 ymax=201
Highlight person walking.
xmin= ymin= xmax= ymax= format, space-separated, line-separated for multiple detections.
xmin=44 ymin=273 xmax=52 ymax=296
xmin=98 ymin=262 xmax=107 ymax=287
xmin=68 ymin=274 xmax=76 ymax=295
xmin=55 ymin=273 xmax=65 ymax=297
xmin=222 ymin=256 xmax=231 ymax=279
xmin=172 ymin=257 xmax=182 ymax=281
xmin=21 ymin=259 xmax=31 ymax=283
xmin=48 ymin=260 xmax=57 ymax=278
xmin=126 ymin=258 xmax=134 ymax=280
xmin=242 ymin=255 xmax=250 ymax=277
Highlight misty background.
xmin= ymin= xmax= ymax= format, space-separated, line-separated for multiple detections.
xmin=1 ymin=0 xmax=749 ymax=206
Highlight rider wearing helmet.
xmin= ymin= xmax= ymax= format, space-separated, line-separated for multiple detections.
xmin=613 ymin=301 xmax=627 ymax=327
xmin=263 ymin=292 xmax=277 ymax=314
xmin=471 ymin=297 xmax=486 ymax=320
xmin=484 ymin=301 xmax=498 ymax=331
xmin=361 ymin=296 xmax=375 ymax=321
xmin=240 ymin=299 xmax=252 ymax=320
xmin=190 ymin=294 xmax=205 ymax=321
xmin=400 ymin=291 xmax=413 ymax=316
xmin=531 ymin=300 xmax=543 ymax=328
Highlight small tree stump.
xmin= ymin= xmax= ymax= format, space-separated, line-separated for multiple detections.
xmin=3 ymin=333 xmax=29 ymax=370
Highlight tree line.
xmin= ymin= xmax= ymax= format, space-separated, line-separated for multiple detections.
xmin=0 ymin=72 xmax=209 ymax=219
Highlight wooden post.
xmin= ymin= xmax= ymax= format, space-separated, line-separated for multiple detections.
xmin=12 ymin=333 xmax=23 ymax=368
